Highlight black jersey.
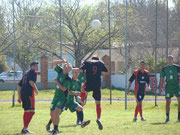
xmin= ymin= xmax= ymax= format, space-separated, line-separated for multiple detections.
xmin=129 ymin=69 xmax=150 ymax=95
xmin=80 ymin=60 xmax=108 ymax=88
xmin=18 ymin=69 xmax=37 ymax=96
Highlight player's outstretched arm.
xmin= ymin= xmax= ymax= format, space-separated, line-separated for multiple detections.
xmin=72 ymin=68 xmax=84 ymax=73
xmin=54 ymin=78 xmax=67 ymax=91
xmin=69 ymin=91 xmax=81 ymax=96
xmin=53 ymin=59 xmax=67 ymax=66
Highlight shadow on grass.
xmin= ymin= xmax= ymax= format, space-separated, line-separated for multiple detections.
xmin=151 ymin=122 xmax=167 ymax=125
xmin=61 ymin=124 xmax=77 ymax=128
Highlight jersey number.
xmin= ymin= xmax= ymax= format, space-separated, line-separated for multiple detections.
xmin=92 ymin=66 xmax=97 ymax=75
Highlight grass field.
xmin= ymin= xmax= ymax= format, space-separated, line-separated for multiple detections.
xmin=0 ymin=89 xmax=166 ymax=100
xmin=0 ymin=91 xmax=180 ymax=135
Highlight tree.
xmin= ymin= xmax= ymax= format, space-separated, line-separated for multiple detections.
xmin=0 ymin=55 xmax=9 ymax=73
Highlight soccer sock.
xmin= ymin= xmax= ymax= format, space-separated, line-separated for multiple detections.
xmin=178 ymin=112 xmax=180 ymax=118
xmin=96 ymin=104 xmax=101 ymax=120
xmin=166 ymin=113 xmax=169 ymax=119
xmin=81 ymin=92 xmax=86 ymax=102
xmin=139 ymin=104 xmax=143 ymax=118
xmin=23 ymin=112 xmax=29 ymax=128
xmin=78 ymin=111 xmax=84 ymax=122
xmin=54 ymin=125 xmax=58 ymax=130
xmin=76 ymin=111 xmax=80 ymax=122
xmin=134 ymin=105 xmax=139 ymax=118
xmin=26 ymin=112 xmax=35 ymax=128
xmin=48 ymin=119 xmax=52 ymax=125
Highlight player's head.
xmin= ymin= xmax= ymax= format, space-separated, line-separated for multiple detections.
xmin=92 ymin=56 xmax=99 ymax=60
xmin=63 ymin=63 xmax=72 ymax=74
xmin=72 ymin=70 xmax=79 ymax=80
xmin=139 ymin=61 xmax=146 ymax=70
xmin=167 ymin=55 xmax=174 ymax=66
xmin=30 ymin=62 xmax=38 ymax=71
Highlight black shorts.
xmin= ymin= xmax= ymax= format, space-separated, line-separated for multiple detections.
xmin=21 ymin=94 xmax=35 ymax=111
xmin=85 ymin=85 xmax=101 ymax=101
xmin=136 ymin=92 xmax=145 ymax=102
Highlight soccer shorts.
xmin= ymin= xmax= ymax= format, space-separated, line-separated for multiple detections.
xmin=85 ymin=85 xmax=101 ymax=101
xmin=135 ymin=92 xmax=145 ymax=102
xmin=50 ymin=96 xmax=67 ymax=111
xmin=165 ymin=85 xmax=180 ymax=99
xmin=65 ymin=100 xmax=80 ymax=112
xmin=21 ymin=93 xmax=35 ymax=111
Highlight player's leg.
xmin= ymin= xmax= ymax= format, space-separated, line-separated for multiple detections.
xmin=175 ymin=87 xmax=180 ymax=121
xmin=21 ymin=95 xmax=35 ymax=134
xmin=165 ymin=98 xmax=171 ymax=123
xmin=81 ymin=82 xmax=86 ymax=102
xmin=139 ymin=94 xmax=145 ymax=121
xmin=73 ymin=103 xmax=90 ymax=128
xmin=133 ymin=93 xmax=139 ymax=122
xmin=46 ymin=97 xmax=58 ymax=132
xmin=165 ymin=88 xmax=173 ymax=123
xmin=93 ymin=87 xmax=103 ymax=130
xmin=177 ymin=97 xmax=180 ymax=121
xmin=51 ymin=99 xmax=66 ymax=134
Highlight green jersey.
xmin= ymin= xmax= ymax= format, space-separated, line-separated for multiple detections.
xmin=160 ymin=64 xmax=180 ymax=86
xmin=54 ymin=65 xmax=71 ymax=99
xmin=67 ymin=79 xmax=81 ymax=102
xmin=78 ymin=72 xmax=86 ymax=84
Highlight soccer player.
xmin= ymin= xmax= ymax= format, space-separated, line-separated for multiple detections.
xmin=65 ymin=70 xmax=90 ymax=127
xmin=159 ymin=55 xmax=180 ymax=123
xmin=47 ymin=59 xmax=72 ymax=135
xmin=72 ymin=57 xmax=108 ymax=130
xmin=127 ymin=61 xmax=151 ymax=122
xmin=17 ymin=62 xmax=39 ymax=134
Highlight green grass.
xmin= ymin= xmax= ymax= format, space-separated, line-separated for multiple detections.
xmin=0 ymin=101 xmax=180 ymax=135
xmin=0 ymin=89 xmax=166 ymax=100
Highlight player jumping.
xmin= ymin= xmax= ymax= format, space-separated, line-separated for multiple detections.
xmin=72 ymin=56 xmax=108 ymax=130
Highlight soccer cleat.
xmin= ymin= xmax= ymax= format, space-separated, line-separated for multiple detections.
xmin=141 ymin=117 xmax=146 ymax=121
xmin=133 ymin=118 xmax=137 ymax=122
xmin=50 ymin=129 xmax=59 ymax=135
xmin=21 ymin=128 xmax=34 ymax=134
xmin=46 ymin=124 xmax=51 ymax=132
xmin=165 ymin=117 xmax=169 ymax=123
xmin=96 ymin=119 xmax=103 ymax=130
xmin=81 ymin=120 xmax=91 ymax=128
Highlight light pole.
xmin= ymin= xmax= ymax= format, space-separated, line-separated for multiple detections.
xmin=108 ymin=0 xmax=112 ymax=104
xmin=58 ymin=0 xmax=62 ymax=58
xmin=166 ymin=0 xmax=169 ymax=58
xmin=125 ymin=0 xmax=128 ymax=110
xmin=12 ymin=0 xmax=16 ymax=107
xmin=154 ymin=0 xmax=158 ymax=106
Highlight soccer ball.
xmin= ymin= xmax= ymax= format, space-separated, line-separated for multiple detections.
xmin=91 ymin=19 xmax=101 ymax=30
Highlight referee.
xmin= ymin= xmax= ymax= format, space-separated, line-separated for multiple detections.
xmin=17 ymin=62 xmax=39 ymax=134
